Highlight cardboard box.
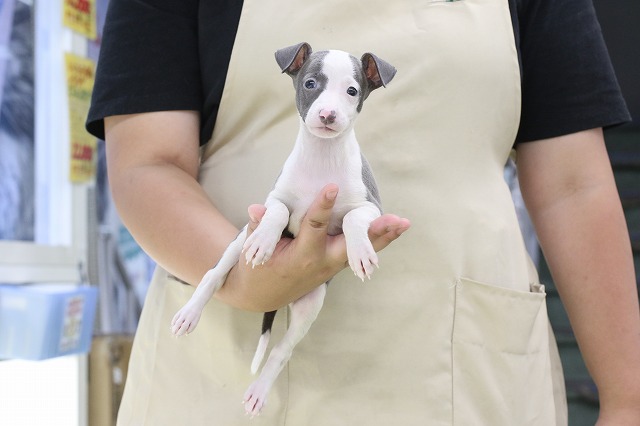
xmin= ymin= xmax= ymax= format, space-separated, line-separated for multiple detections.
xmin=89 ymin=334 xmax=134 ymax=426
xmin=0 ymin=284 xmax=98 ymax=360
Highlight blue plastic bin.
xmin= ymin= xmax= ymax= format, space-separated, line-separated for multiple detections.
xmin=0 ymin=284 xmax=98 ymax=360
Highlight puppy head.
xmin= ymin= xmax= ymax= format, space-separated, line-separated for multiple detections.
xmin=275 ymin=42 xmax=396 ymax=138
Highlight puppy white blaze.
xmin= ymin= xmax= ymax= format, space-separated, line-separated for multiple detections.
xmin=322 ymin=50 xmax=360 ymax=92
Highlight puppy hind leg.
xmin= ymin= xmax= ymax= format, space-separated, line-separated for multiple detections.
xmin=170 ymin=226 xmax=248 ymax=336
xmin=243 ymin=283 xmax=328 ymax=417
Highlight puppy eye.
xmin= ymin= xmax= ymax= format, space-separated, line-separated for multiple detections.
xmin=347 ymin=87 xmax=358 ymax=96
xmin=304 ymin=79 xmax=317 ymax=89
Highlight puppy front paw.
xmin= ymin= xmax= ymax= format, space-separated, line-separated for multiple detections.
xmin=346 ymin=239 xmax=379 ymax=281
xmin=242 ymin=226 xmax=281 ymax=267
xmin=170 ymin=303 xmax=203 ymax=336
xmin=169 ymin=267 xmax=225 ymax=336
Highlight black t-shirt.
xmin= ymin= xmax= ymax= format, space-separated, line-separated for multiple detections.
xmin=86 ymin=0 xmax=630 ymax=145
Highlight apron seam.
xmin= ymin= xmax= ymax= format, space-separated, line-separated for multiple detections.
xmin=450 ymin=278 xmax=460 ymax=426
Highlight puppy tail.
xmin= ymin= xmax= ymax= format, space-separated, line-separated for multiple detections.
xmin=250 ymin=310 xmax=277 ymax=374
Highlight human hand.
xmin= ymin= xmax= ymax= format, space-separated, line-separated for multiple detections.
xmin=216 ymin=183 xmax=411 ymax=312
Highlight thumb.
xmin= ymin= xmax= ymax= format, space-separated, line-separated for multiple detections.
xmin=296 ymin=183 xmax=339 ymax=247
xmin=246 ymin=204 xmax=267 ymax=237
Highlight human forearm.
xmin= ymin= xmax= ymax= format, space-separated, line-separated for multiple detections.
xmin=109 ymin=160 xmax=238 ymax=285
xmin=105 ymin=112 xmax=239 ymax=286
xmin=518 ymin=129 xmax=640 ymax=420
xmin=531 ymin=181 xmax=640 ymax=412
xmin=109 ymin=156 xmax=332 ymax=311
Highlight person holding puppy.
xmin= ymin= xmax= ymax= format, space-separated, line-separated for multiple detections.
xmin=87 ymin=0 xmax=640 ymax=424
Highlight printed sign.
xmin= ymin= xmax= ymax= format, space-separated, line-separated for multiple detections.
xmin=63 ymin=0 xmax=97 ymax=40
xmin=59 ymin=295 xmax=85 ymax=352
xmin=65 ymin=53 xmax=97 ymax=183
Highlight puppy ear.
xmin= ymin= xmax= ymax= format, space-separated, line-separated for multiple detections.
xmin=361 ymin=53 xmax=397 ymax=90
xmin=275 ymin=42 xmax=313 ymax=76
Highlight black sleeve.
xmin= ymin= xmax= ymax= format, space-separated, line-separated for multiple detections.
xmin=85 ymin=0 xmax=202 ymax=140
xmin=515 ymin=0 xmax=631 ymax=143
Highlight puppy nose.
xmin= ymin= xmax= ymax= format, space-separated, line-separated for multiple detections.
xmin=319 ymin=109 xmax=336 ymax=125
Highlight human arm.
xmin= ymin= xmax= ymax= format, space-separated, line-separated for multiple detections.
xmin=105 ymin=111 xmax=237 ymax=285
xmin=105 ymin=111 xmax=410 ymax=312
xmin=517 ymin=128 xmax=640 ymax=425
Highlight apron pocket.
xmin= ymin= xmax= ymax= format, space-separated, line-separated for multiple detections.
xmin=451 ymin=277 xmax=556 ymax=426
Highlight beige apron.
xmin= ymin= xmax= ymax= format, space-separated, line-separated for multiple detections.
xmin=118 ymin=0 xmax=568 ymax=424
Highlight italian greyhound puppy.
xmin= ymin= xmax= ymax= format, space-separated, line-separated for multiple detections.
xmin=170 ymin=42 xmax=396 ymax=417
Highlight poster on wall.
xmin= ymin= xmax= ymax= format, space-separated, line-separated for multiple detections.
xmin=63 ymin=0 xmax=97 ymax=40
xmin=65 ymin=52 xmax=96 ymax=183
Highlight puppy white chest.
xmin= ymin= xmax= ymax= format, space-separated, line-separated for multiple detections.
xmin=278 ymin=144 xmax=368 ymax=237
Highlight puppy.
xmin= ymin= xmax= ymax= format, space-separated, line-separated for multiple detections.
xmin=171 ymin=42 xmax=396 ymax=416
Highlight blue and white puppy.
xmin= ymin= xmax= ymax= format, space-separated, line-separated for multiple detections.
xmin=171 ymin=42 xmax=396 ymax=416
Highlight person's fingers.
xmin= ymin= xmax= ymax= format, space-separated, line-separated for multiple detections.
xmin=295 ymin=183 xmax=339 ymax=249
xmin=245 ymin=204 xmax=267 ymax=238
xmin=368 ymin=214 xmax=411 ymax=252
